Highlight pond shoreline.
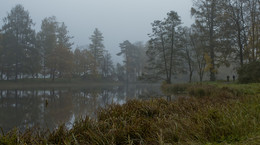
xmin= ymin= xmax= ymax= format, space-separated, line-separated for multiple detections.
xmin=1 ymin=83 xmax=259 ymax=144
xmin=0 ymin=83 xmax=162 ymax=135
xmin=0 ymin=80 xmax=159 ymax=89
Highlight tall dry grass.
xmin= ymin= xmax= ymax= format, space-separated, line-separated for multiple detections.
xmin=1 ymin=83 xmax=260 ymax=144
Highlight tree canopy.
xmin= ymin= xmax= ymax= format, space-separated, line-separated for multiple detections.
xmin=0 ymin=2 xmax=259 ymax=83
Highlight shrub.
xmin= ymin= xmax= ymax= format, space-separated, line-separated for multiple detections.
xmin=161 ymin=83 xmax=190 ymax=95
xmin=237 ymin=61 xmax=260 ymax=83
xmin=187 ymin=85 xmax=215 ymax=97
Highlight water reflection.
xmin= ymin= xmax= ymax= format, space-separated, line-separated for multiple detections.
xmin=0 ymin=84 xmax=161 ymax=133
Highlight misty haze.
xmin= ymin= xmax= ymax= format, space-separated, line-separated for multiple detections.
xmin=0 ymin=0 xmax=260 ymax=144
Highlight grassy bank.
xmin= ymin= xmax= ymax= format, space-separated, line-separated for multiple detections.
xmin=1 ymin=83 xmax=260 ymax=144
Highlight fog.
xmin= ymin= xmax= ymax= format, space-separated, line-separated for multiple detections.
xmin=1 ymin=1 xmax=259 ymax=139
xmin=0 ymin=0 xmax=193 ymax=63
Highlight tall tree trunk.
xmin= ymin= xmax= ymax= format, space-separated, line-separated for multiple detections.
xmin=126 ymin=50 xmax=129 ymax=84
xmin=15 ymin=55 xmax=18 ymax=81
xmin=168 ymin=26 xmax=175 ymax=84
xmin=188 ymin=63 xmax=193 ymax=83
xmin=238 ymin=28 xmax=244 ymax=66
xmin=52 ymin=71 xmax=55 ymax=81
xmin=209 ymin=0 xmax=216 ymax=81
xmin=186 ymin=49 xmax=193 ymax=83
xmin=161 ymin=34 xmax=169 ymax=83
xmin=0 ymin=63 xmax=3 ymax=80
xmin=199 ymin=75 xmax=203 ymax=83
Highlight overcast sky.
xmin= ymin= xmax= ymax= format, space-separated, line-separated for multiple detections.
xmin=0 ymin=0 xmax=194 ymax=63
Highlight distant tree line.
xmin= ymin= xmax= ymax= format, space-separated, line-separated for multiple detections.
xmin=0 ymin=4 xmax=147 ymax=82
xmin=0 ymin=5 xmax=119 ymax=81
xmin=1 ymin=1 xmax=260 ymax=83
xmin=143 ymin=0 xmax=260 ymax=84
xmin=117 ymin=41 xmax=147 ymax=83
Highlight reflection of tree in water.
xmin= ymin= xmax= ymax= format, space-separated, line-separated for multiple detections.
xmin=42 ymin=89 xmax=74 ymax=130
xmin=121 ymin=84 xmax=162 ymax=101
xmin=0 ymin=89 xmax=75 ymax=132
xmin=0 ymin=85 xmax=161 ymax=133
xmin=71 ymin=87 xmax=121 ymax=118
xmin=0 ymin=90 xmax=42 ymax=132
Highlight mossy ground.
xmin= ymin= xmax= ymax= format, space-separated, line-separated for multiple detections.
xmin=1 ymin=83 xmax=260 ymax=144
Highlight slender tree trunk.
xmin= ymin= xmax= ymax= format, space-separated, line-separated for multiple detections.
xmin=186 ymin=49 xmax=193 ymax=83
xmin=169 ymin=26 xmax=175 ymax=84
xmin=15 ymin=36 xmax=19 ymax=81
xmin=252 ymin=22 xmax=255 ymax=61
xmin=250 ymin=1 xmax=256 ymax=61
xmin=0 ymin=63 xmax=3 ymax=80
xmin=15 ymin=89 xmax=18 ymax=126
xmin=52 ymin=70 xmax=55 ymax=81
xmin=0 ymin=90 xmax=2 ymax=107
xmin=7 ymin=71 xmax=9 ymax=81
xmin=161 ymin=34 xmax=169 ymax=83
xmin=188 ymin=63 xmax=193 ymax=83
xmin=43 ymin=57 xmax=46 ymax=81
xmin=209 ymin=0 xmax=216 ymax=81
xmin=200 ymin=75 xmax=203 ymax=82
xmin=15 ymin=56 xmax=18 ymax=81
xmin=236 ymin=2 xmax=244 ymax=66
xmin=199 ymin=63 xmax=203 ymax=83
xmin=126 ymin=50 xmax=129 ymax=84
xmin=238 ymin=27 xmax=244 ymax=66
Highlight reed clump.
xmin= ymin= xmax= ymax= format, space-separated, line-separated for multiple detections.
xmin=1 ymin=83 xmax=260 ymax=144
xmin=161 ymin=83 xmax=189 ymax=95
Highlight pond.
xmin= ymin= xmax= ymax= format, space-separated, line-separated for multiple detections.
xmin=0 ymin=84 xmax=162 ymax=133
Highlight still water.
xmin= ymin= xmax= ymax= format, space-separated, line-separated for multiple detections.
xmin=0 ymin=84 xmax=161 ymax=133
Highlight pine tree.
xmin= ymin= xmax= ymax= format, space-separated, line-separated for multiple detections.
xmin=191 ymin=0 xmax=227 ymax=81
xmin=57 ymin=22 xmax=74 ymax=49
xmin=37 ymin=16 xmax=58 ymax=80
xmin=145 ymin=11 xmax=182 ymax=84
xmin=1 ymin=4 xmax=38 ymax=80
xmin=101 ymin=50 xmax=114 ymax=78
xmin=37 ymin=17 xmax=73 ymax=80
xmin=89 ymin=28 xmax=105 ymax=75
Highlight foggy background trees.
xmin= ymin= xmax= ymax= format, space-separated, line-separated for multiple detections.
xmin=145 ymin=11 xmax=182 ymax=84
xmin=1 ymin=4 xmax=37 ymax=80
xmin=0 ymin=1 xmax=259 ymax=83
xmin=117 ymin=40 xmax=146 ymax=83
xmin=0 ymin=5 xmax=115 ymax=81
xmin=143 ymin=0 xmax=260 ymax=83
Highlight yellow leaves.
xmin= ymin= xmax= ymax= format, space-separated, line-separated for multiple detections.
xmin=46 ymin=44 xmax=74 ymax=78
xmin=204 ymin=53 xmax=217 ymax=73
xmin=204 ymin=53 xmax=212 ymax=72
xmin=245 ymin=21 xmax=260 ymax=61
xmin=73 ymin=48 xmax=97 ymax=76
